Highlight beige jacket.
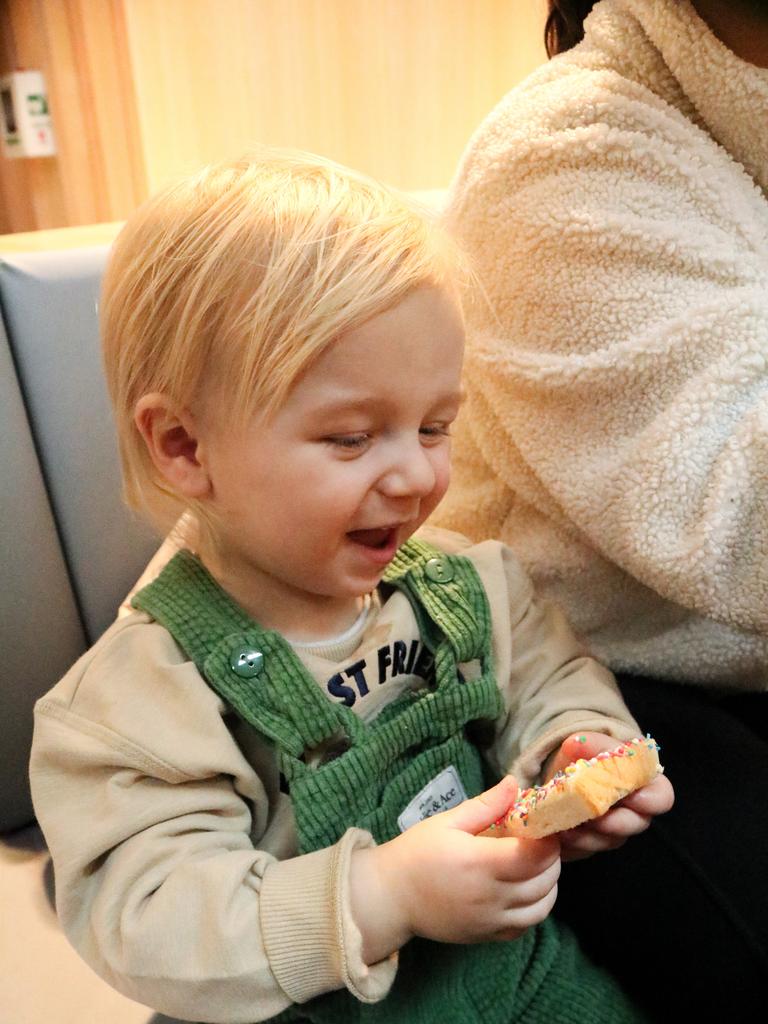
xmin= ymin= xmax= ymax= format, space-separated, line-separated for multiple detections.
xmin=434 ymin=0 xmax=768 ymax=687
xmin=30 ymin=532 xmax=637 ymax=1023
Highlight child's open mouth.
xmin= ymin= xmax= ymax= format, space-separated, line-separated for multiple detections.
xmin=347 ymin=527 xmax=397 ymax=550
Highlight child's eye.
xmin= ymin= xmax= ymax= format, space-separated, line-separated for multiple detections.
xmin=419 ymin=424 xmax=451 ymax=441
xmin=326 ymin=433 xmax=371 ymax=450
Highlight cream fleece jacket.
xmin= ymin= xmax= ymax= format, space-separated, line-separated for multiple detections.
xmin=434 ymin=0 xmax=768 ymax=688
xmin=30 ymin=532 xmax=637 ymax=1023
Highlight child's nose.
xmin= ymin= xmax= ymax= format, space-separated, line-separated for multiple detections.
xmin=378 ymin=438 xmax=437 ymax=499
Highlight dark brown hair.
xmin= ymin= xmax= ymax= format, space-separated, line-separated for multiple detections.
xmin=544 ymin=1 xmax=597 ymax=56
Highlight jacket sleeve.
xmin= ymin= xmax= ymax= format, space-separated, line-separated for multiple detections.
xmin=441 ymin=73 xmax=768 ymax=633
xmin=466 ymin=542 xmax=641 ymax=788
xmin=29 ymin=620 xmax=396 ymax=1023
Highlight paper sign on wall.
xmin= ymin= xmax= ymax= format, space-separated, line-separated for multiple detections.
xmin=1 ymin=71 xmax=56 ymax=159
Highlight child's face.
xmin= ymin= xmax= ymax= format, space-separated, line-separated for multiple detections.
xmin=198 ymin=285 xmax=465 ymax=624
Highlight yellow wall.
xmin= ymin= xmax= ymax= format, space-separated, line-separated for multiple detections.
xmin=0 ymin=0 xmax=547 ymax=231
xmin=125 ymin=0 xmax=548 ymax=194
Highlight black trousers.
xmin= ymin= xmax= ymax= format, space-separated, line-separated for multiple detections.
xmin=553 ymin=676 xmax=768 ymax=1023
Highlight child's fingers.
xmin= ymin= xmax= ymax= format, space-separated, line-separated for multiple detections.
xmin=446 ymin=775 xmax=518 ymax=835
xmin=544 ymin=731 xmax=616 ymax=779
xmin=559 ymin=803 xmax=652 ymax=856
xmin=590 ymin=805 xmax=651 ymax=837
xmin=560 ymin=827 xmax=627 ymax=858
xmin=558 ymin=788 xmax=667 ymax=866
xmin=503 ymin=854 xmax=561 ymax=904
xmin=590 ymin=774 xmax=673 ymax=837
xmin=489 ymin=834 xmax=561 ymax=882
xmin=620 ymin=773 xmax=675 ymax=816
xmin=495 ymin=882 xmax=560 ymax=939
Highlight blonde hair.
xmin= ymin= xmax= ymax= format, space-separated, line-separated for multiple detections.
xmin=101 ymin=149 xmax=462 ymax=536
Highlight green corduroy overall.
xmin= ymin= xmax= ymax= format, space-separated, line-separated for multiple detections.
xmin=134 ymin=540 xmax=646 ymax=1024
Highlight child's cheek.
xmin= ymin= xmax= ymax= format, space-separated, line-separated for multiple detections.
xmin=431 ymin=457 xmax=452 ymax=508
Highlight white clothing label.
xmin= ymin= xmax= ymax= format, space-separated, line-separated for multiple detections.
xmin=397 ymin=765 xmax=468 ymax=832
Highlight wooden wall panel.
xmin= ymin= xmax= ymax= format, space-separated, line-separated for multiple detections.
xmin=0 ymin=0 xmax=146 ymax=232
xmin=124 ymin=0 xmax=548 ymax=193
xmin=0 ymin=0 xmax=547 ymax=232
xmin=0 ymin=0 xmax=63 ymax=233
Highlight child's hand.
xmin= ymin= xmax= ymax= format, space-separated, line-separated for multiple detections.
xmin=545 ymin=732 xmax=674 ymax=862
xmin=350 ymin=776 xmax=561 ymax=964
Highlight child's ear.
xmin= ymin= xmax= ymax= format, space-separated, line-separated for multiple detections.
xmin=134 ymin=394 xmax=211 ymax=499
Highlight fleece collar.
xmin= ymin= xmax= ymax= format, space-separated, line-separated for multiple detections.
xmin=587 ymin=0 xmax=768 ymax=193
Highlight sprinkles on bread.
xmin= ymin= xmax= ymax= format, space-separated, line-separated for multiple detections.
xmin=484 ymin=736 xmax=662 ymax=840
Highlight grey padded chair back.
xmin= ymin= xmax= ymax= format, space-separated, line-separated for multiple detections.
xmin=0 ymin=247 xmax=157 ymax=832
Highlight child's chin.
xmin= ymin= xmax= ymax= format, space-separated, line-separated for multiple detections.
xmin=331 ymin=566 xmax=391 ymax=599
